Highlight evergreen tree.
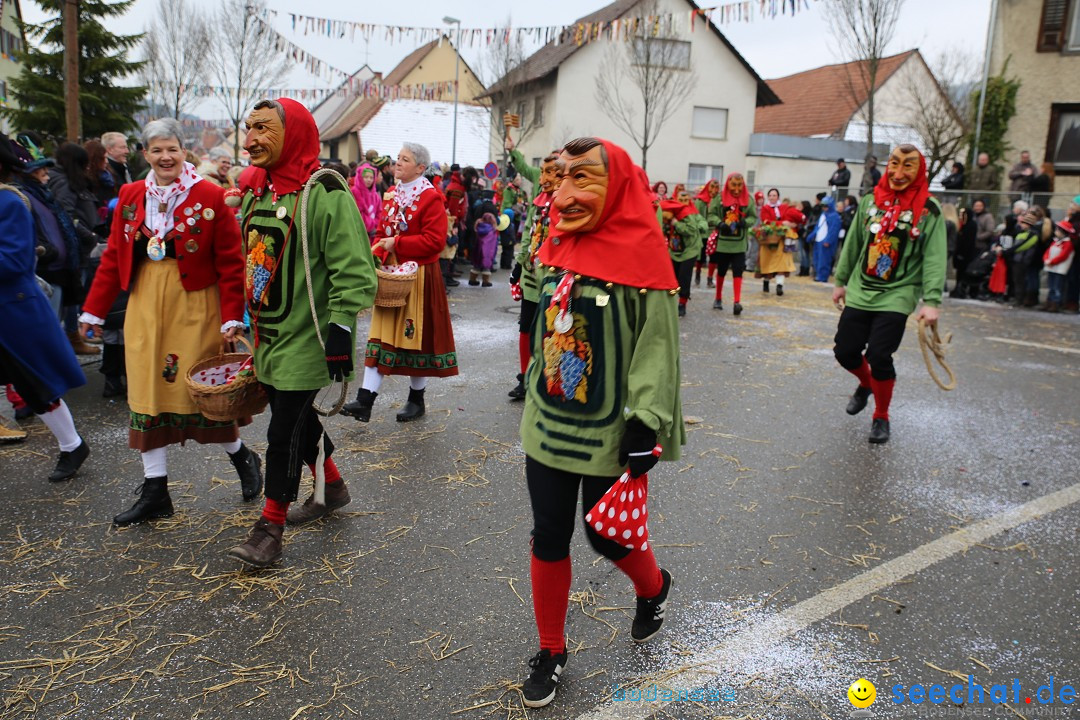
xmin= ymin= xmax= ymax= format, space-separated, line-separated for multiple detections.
xmin=1 ymin=0 xmax=146 ymax=140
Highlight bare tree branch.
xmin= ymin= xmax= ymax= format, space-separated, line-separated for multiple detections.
xmin=593 ymin=0 xmax=695 ymax=170
xmin=480 ymin=19 xmax=538 ymax=166
xmin=207 ymin=0 xmax=291 ymax=161
xmin=825 ymin=0 xmax=906 ymax=164
xmin=140 ymin=0 xmax=213 ymax=119
xmin=903 ymin=50 xmax=974 ymax=180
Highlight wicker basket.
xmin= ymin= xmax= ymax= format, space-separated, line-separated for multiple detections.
xmin=186 ymin=335 xmax=268 ymax=422
xmin=375 ymin=251 xmax=417 ymax=308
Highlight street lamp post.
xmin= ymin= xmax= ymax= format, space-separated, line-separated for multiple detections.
xmin=443 ymin=16 xmax=461 ymax=165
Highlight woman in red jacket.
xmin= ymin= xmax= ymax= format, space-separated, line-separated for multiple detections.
xmin=79 ymin=118 xmax=263 ymax=526
xmin=342 ymin=142 xmax=459 ymax=423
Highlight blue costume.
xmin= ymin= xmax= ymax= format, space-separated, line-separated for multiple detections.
xmin=0 ymin=186 xmax=86 ymax=411
xmin=813 ymin=196 xmax=843 ymax=283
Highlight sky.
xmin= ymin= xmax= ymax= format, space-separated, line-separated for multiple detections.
xmin=21 ymin=0 xmax=991 ymax=120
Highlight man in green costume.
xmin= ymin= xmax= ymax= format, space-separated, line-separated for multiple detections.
xmin=228 ymin=98 xmax=377 ymax=567
xmin=505 ymin=134 xmax=562 ymax=399
xmin=517 ymin=137 xmax=685 ymax=709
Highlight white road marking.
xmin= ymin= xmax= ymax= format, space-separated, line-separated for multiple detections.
xmin=984 ymin=337 xmax=1080 ymax=356
xmin=575 ymin=481 xmax=1080 ymax=720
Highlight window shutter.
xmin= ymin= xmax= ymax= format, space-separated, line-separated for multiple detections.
xmin=1037 ymin=0 xmax=1070 ymax=52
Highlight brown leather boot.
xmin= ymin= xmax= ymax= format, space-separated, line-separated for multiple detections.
xmin=286 ymin=480 xmax=351 ymax=525
xmin=68 ymin=331 xmax=101 ymax=355
xmin=227 ymin=518 xmax=283 ymax=568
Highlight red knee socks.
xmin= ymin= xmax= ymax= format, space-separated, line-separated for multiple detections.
xmin=678 ymin=297 xmax=688 ymax=306
xmin=531 ymin=554 xmax=571 ymax=654
xmin=847 ymin=357 xmax=872 ymax=389
xmin=308 ymin=458 xmax=342 ymax=484
xmin=732 ymin=276 xmax=743 ymax=303
xmin=715 ymin=275 xmax=725 ymax=300
xmin=518 ymin=332 xmax=531 ymax=374
xmin=261 ymin=498 xmax=289 ymax=525
xmin=708 ymin=262 xmax=717 ymax=281
xmin=870 ymin=377 xmax=895 ymax=420
xmin=613 ymin=546 xmax=664 ymax=599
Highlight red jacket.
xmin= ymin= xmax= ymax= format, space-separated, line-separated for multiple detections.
xmin=372 ymin=185 xmax=448 ymax=266
xmin=444 ymin=172 xmax=467 ymax=225
xmin=83 ymin=180 xmax=245 ymax=324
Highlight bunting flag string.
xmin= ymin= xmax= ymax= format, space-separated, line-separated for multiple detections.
xmin=260 ymin=0 xmax=814 ymax=50
xmin=144 ymin=78 xmax=460 ymax=104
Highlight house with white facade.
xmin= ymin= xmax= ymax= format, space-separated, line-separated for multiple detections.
xmin=481 ymin=0 xmax=779 ymax=190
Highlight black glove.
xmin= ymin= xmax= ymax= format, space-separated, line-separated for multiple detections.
xmin=324 ymin=324 xmax=353 ymax=381
xmin=510 ymin=262 xmax=523 ymax=284
xmin=618 ymin=419 xmax=659 ymax=478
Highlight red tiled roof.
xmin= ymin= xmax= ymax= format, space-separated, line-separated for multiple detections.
xmin=754 ymin=50 xmax=916 ymax=137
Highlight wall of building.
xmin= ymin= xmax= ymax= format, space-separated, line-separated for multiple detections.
xmin=744 ymin=155 xmax=850 ymax=202
xmin=0 ymin=0 xmax=23 ymax=134
xmin=990 ymin=0 xmax=1080 ymax=197
xmin=504 ymin=0 xmax=760 ymax=188
xmin=403 ymin=41 xmax=487 ymax=104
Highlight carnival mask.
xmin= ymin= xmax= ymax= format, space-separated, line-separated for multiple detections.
xmin=244 ymin=107 xmax=284 ymax=169
xmin=677 ymin=190 xmax=691 ymax=205
xmin=706 ymin=179 xmax=720 ymax=197
xmin=553 ymin=144 xmax=608 ymax=234
xmin=726 ymin=175 xmax=745 ymax=197
xmin=886 ymin=147 xmax=921 ymax=191
xmin=539 ymin=157 xmax=560 ymax=194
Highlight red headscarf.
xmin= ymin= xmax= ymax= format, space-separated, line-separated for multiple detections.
xmin=660 ymin=197 xmax=697 ymax=220
xmin=721 ymin=172 xmax=749 ymax=208
xmin=873 ymin=148 xmax=931 ymax=235
xmin=695 ymin=181 xmax=717 ymax=205
xmin=242 ymin=97 xmax=322 ymax=197
xmin=541 ymin=139 xmax=676 ymax=290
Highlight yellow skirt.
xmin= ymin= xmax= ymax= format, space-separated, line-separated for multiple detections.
xmin=125 ymin=259 xmax=239 ymax=450
xmin=757 ymin=241 xmax=796 ymax=277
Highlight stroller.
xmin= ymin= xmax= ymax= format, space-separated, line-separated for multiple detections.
xmin=951 ymin=250 xmax=996 ymax=299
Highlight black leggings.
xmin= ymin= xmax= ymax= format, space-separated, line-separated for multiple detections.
xmin=672 ymin=258 xmax=693 ymax=300
xmin=518 ymin=298 xmax=538 ymax=334
xmin=262 ymin=385 xmax=334 ymax=502
xmin=711 ymin=251 xmax=746 ymax=277
xmin=526 ymin=456 xmax=631 ymax=563
xmin=833 ymin=307 xmax=908 ymax=381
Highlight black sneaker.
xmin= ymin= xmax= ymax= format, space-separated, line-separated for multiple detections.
xmin=712 ymin=299 xmax=723 ymax=310
xmin=733 ymin=302 xmax=743 ymax=315
xmin=869 ymin=418 xmax=890 ymax=444
xmin=776 ymin=284 xmax=784 ymax=297
xmin=522 ymin=649 xmax=567 ymax=708
xmin=846 ymin=386 xmax=872 ymax=415
xmin=48 ymin=438 xmax=90 ymax=482
xmin=632 ymin=568 xmax=672 ymax=643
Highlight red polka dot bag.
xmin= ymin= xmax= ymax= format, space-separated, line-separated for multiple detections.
xmin=585 ymin=462 xmax=656 ymax=552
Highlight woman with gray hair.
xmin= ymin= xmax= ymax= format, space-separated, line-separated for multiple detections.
xmin=201 ymin=146 xmax=235 ymax=188
xmin=342 ymin=142 xmax=459 ymax=422
xmin=79 ymin=117 xmax=263 ymax=525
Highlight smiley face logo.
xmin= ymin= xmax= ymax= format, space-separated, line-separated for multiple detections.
xmin=848 ymin=678 xmax=876 ymax=708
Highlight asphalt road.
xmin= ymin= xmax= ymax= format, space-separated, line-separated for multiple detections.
xmin=1 ymin=275 xmax=1078 ymax=720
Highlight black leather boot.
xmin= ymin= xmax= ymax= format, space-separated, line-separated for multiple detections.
xmin=48 ymin=438 xmax=90 ymax=482
xmin=340 ymin=388 xmax=377 ymax=422
xmin=228 ymin=444 xmax=263 ymax=501
xmin=846 ymin=386 xmax=872 ymax=415
xmin=114 ymin=477 xmax=174 ymax=526
xmin=508 ymin=373 xmax=526 ymax=400
xmin=396 ymin=388 xmax=426 ymax=422
xmin=869 ymin=418 xmax=891 ymax=444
